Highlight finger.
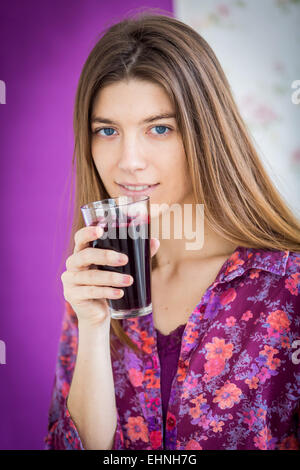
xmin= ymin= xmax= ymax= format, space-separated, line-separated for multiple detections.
xmin=68 ymin=285 xmax=124 ymax=301
xmin=150 ymin=238 xmax=160 ymax=257
xmin=66 ymin=247 xmax=128 ymax=272
xmin=74 ymin=225 xmax=103 ymax=254
xmin=68 ymin=269 xmax=133 ymax=288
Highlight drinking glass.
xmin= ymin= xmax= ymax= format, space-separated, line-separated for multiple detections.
xmin=81 ymin=195 xmax=152 ymax=319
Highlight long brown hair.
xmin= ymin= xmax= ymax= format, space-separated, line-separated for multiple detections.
xmin=61 ymin=9 xmax=300 ymax=359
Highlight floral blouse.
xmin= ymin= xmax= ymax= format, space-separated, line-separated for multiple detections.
xmin=44 ymin=245 xmax=300 ymax=450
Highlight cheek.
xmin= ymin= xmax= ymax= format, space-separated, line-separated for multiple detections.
xmin=92 ymin=153 xmax=113 ymax=176
xmin=91 ymin=139 xmax=109 ymax=161
xmin=172 ymin=153 xmax=189 ymax=181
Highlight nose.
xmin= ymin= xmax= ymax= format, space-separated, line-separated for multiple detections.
xmin=117 ymin=134 xmax=147 ymax=172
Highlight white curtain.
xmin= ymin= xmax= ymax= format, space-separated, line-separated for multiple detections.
xmin=174 ymin=0 xmax=300 ymax=218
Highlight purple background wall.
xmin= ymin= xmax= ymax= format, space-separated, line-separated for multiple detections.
xmin=0 ymin=0 xmax=173 ymax=450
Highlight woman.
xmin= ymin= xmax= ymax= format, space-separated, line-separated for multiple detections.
xmin=44 ymin=12 xmax=300 ymax=450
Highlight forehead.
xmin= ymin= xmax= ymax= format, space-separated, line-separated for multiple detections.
xmin=91 ymin=79 xmax=174 ymax=118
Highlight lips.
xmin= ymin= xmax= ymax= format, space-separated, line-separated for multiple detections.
xmin=117 ymin=183 xmax=158 ymax=187
xmin=116 ymin=182 xmax=159 ymax=195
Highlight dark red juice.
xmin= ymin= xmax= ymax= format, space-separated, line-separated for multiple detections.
xmin=90 ymin=216 xmax=151 ymax=312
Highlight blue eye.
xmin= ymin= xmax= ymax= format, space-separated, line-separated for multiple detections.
xmin=98 ymin=127 xmax=116 ymax=136
xmin=151 ymin=125 xmax=170 ymax=135
xmin=94 ymin=125 xmax=171 ymax=137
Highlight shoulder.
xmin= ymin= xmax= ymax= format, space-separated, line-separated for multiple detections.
xmin=281 ymin=251 xmax=300 ymax=289
xmin=277 ymin=250 xmax=300 ymax=303
xmin=267 ymin=251 xmax=300 ymax=328
xmin=236 ymin=248 xmax=300 ymax=327
xmin=285 ymin=250 xmax=300 ymax=276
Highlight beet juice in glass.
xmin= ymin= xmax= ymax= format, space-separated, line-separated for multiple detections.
xmin=80 ymin=195 xmax=152 ymax=319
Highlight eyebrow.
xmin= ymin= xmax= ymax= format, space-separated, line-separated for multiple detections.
xmin=90 ymin=112 xmax=176 ymax=125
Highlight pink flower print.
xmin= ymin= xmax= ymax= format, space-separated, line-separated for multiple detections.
xmin=185 ymin=439 xmax=202 ymax=450
xmin=210 ymin=420 xmax=225 ymax=432
xmin=199 ymin=415 xmax=210 ymax=430
xmin=146 ymin=396 xmax=160 ymax=412
xmin=281 ymin=336 xmax=290 ymax=348
xmin=205 ymin=337 xmax=234 ymax=361
xmin=285 ymin=273 xmax=300 ymax=296
xmin=140 ymin=330 xmax=155 ymax=354
xmin=152 ymin=354 xmax=159 ymax=370
xmin=249 ymin=269 xmax=260 ymax=279
xmin=243 ymin=409 xmax=257 ymax=430
xmin=128 ymin=318 xmax=139 ymax=331
xmin=278 ymin=435 xmax=300 ymax=450
xmin=185 ymin=328 xmax=199 ymax=345
xmin=144 ymin=369 xmax=160 ymax=389
xmin=257 ymin=408 xmax=267 ymax=420
xmin=266 ymin=310 xmax=291 ymax=333
xmin=242 ymin=310 xmax=253 ymax=321
xmin=186 ymin=376 xmax=198 ymax=388
xmin=61 ymin=382 xmax=69 ymax=399
xmin=245 ymin=376 xmax=259 ymax=389
xmin=126 ymin=416 xmax=149 ymax=443
xmin=260 ymin=345 xmax=279 ymax=359
xmin=190 ymin=394 xmax=207 ymax=408
xmin=266 ymin=356 xmax=281 ymax=370
xmin=253 ymin=426 xmax=276 ymax=450
xmin=204 ymin=357 xmax=226 ymax=379
xmin=226 ymin=316 xmax=236 ymax=327
xmin=166 ymin=412 xmax=176 ymax=431
xmin=220 ymin=288 xmax=237 ymax=305
xmin=225 ymin=252 xmax=245 ymax=275
xmin=128 ymin=368 xmax=143 ymax=387
xmin=189 ymin=394 xmax=208 ymax=419
xmin=182 ymin=377 xmax=198 ymax=398
xmin=213 ymin=381 xmax=242 ymax=409
xmin=257 ymin=367 xmax=272 ymax=384
xmin=254 ymin=311 xmax=265 ymax=325
xmin=150 ymin=430 xmax=162 ymax=449
xmin=189 ymin=405 xmax=201 ymax=419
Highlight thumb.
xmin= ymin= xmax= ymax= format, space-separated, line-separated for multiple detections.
xmin=150 ymin=238 xmax=160 ymax=258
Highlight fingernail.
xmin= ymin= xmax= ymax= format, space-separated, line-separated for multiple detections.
xmin=113 ymin=289 xmax=123 ymax=297
xmin=118 ymin=254 xmax=128 ymax=264
xmin=96 ymin=225 xmax=103 ymax=238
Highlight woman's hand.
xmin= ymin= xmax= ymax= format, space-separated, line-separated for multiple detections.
xmin=61 ymin=225 xmax=160 ymax=329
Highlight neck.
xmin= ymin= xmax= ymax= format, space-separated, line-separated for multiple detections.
xmin=151 ymin=205 xmax=237 ymax=276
